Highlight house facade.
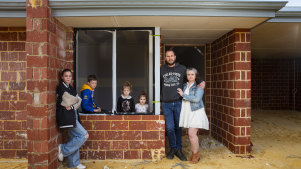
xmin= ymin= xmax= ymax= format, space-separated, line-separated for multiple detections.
xmin=0 ymin=0 xmax=300 ymax=168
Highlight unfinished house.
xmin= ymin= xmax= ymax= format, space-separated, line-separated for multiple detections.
xmin=0 ymin=0 xmax=300 ymax=168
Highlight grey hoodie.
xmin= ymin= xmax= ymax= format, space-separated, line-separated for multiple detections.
xmin=160 ymin=63 xmax=186 ymax=102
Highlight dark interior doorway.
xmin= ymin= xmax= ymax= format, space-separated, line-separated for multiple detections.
xmin=165 ymin=46 xmax=205 ymax=81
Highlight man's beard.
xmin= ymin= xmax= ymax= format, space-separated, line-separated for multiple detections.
xmin=166 ymin=60 xmax=175 ymax=66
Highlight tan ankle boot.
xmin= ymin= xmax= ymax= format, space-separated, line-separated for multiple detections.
xmin=190 ymin=152 xmax=200 ymax=164
xmin=187 ymin=154 xmax=193 ymax=161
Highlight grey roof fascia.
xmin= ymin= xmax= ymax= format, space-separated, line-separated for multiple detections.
xmin=49 ymin=0 xmax=287 ymax=17
xmin=0 ymin=0 xmax=26 ymax=17
xmin=268 ymin=6 xmax=301 ymax=22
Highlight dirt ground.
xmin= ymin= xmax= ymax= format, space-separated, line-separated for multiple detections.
xmin=1 ymin=110 xmax=300 ymax=169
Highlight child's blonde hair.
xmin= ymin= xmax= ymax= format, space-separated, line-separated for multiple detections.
xmin=122 ymin=81 xmax=132 ymax=93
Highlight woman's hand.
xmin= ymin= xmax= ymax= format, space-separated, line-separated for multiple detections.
xmin=177 ymin=88 xmax=184 ymax=96
xmin=198 ymin=81 xmax=206 ymax=89
xmin=66 ymin=106 xmax=71 ymax=110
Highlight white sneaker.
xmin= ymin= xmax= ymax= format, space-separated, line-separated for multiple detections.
xmin=58 ymin=144 xmax=63 ymax=161
xmin=76 ymin=164 xmax=86 ymax=169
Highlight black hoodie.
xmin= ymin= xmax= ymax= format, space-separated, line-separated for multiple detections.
xmin=160 ymin=63 xmax=186 ymax=102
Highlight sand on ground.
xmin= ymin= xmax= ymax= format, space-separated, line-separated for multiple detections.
xmin=1 ymin=110 xmax=301 ymax=169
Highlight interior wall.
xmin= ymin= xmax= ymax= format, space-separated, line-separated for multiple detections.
xmin=251 ymin=58 xmax=301 ymax=111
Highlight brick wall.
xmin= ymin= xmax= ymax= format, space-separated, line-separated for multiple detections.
xmin=252 ymin=58 xmax=301 ymax=111
xmin=26 ymin=0 xmax=73 ymax=168
xmin=79 ymin=115 xmax=165 ymax=160
xmin=206 ymin=29 xmax=251 ymax=154
xmin=0 ymin=27 xmax=27 ymax=159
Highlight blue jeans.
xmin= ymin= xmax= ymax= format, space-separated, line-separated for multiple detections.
xmin=61 ymin=111 xmax=87 ymax=168
xmin=162 ymin=101 xmax=182 ymax=150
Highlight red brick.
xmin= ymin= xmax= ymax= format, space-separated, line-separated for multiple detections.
xmin=142 ymin=131 xmax=159 ymax=140
xmin=92 ymin=141 xmax=110 ymax=150
xmin=124 ymin=115 xmax=141 ymax=120
xmin=235 ymin=81 xmax=251 ymax=89
xmin=0 ymin=42 xmax=7 ymax=51
xmin=0 ymin=62 xmax=8 ymax=70
xmin=93 ymin=121 xmax=110 ymax=130
xmin=142 ymin=115 xmax=160 ymax=120
xmin=1 ymin=52 xmax=18 ymax=61
xmin=18 ymin=32 xmax=26 ymax=41
xmin=0 ymin=111 xmax=15 ymax=120
xmin=234 ymin=118 xmax=251 ymax=126
xmin=235 ymin=99 xmax=251 ymax=108
xmin=105 ymin=131 xmax=123 ymax=140
xmin=80 ymin=151 xmax=87 ymax=160
xmin=105 ymin=115 xmax=123 ymax=120
xmin=16 ymin=131 xmax=27 ymax=139
xmin=22 ymin=140 xmax=27 ymax=149
xmin=80 ymin=141 xmax=92 ymax=150
xmin=142 ymin=150 xmax=152 ymax=159
xmin=0 ymin=131 xmax=15 ymax=139
xmin=234 ymin=43 xmax=250 ymax=51
xmin=28 ymin=153 xmax=48 ymax=164
xmin=27 ymin=55 xmax=48 ymax=67
xmin=129 ymin=141 xmax=147 ymax=149
xmin=111 ymin=141 xmax=128 ymax=150
xmin=235 ymin=62 xmax=251 ymax=70
xmin=146 ymin=121 xmax=164 ymax=130
xmin=123 ymin=131 xmax=141 ymax=140
xmin=26 ymin=30 xmax=49 ymax=42
xmin=27 ymin=129 xmax=49 ymax=140
xmin=147 ymin=140 xmax=165 ymax=149
xmin=111 ymin=121 xmax=128 ymax=130
xmin=9 ymin=82 xmax=26 ymax=90
xmin=159 ymin=131 xmax=165 ymax=140
xmin=2 ymin=72 xmax=18 ymax=82
xmin=87 ymin=151 xmax=105 ymax=160
xmin=0 ymin=27 xmax=8 ymax=31
xmin=10 ymin=101 xmax=27 ymax=110
xmin=0 ymin=150 xmax=16 ymax=158
xmin=234 ymin=136 xmax=250 ymax=145
xmin=106 ymin=151 xmax=123 ymax=159
xmin=9 ymin=62 xmax=26 ymax=71
xmin=27 ymin=6 xmax=49 ymax=18
xmin=81 ymin=121 xmax=92 ymax=130
xmin=0 ymin=32 xmax=17 ymax=41
xmin=4 ymin=141 xmax=21 ymax=149
xmin=7 ymin=42 xmax=25 ymax=51
xmin=129 ymin=121 xmax=146 ymax=130
xmin=4 ymin=121 xmax=22 ymax=130
xmin=124 ymin=150 xmax=141 ymax=159
xmin=27 ymin=80 xmax=47 ymax=92
xmin=0 ymin=101 xmax=9 ymax=110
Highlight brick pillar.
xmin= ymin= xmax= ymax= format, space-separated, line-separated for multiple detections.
xmin=26 ymin=0 xmax=73 ymax=168
xmin=207 ymin=29 xmax=251 ymax=154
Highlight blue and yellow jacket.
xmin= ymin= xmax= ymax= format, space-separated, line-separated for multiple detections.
xmin=80 ymin=83 xmax=98 ymax=113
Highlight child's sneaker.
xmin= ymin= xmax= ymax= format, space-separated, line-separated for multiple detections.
xmin=57 ymin=144 xmax=63 ymax=161
xmin=76 ymin=164 xmax=86 ymax=169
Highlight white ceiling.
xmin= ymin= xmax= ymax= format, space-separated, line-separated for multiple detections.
xmin=57 ymin=16 xmax=267 ymax=45
xmin=252 ymin=22 xmax=301 ymax=58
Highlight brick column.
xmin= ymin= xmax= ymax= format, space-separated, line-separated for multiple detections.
xmin=207 ymin=29 xmax=251 ymax=154
xmin=26 ymin=0 xmax=73 ymax=168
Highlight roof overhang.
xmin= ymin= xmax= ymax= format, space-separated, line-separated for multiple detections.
xmin=0 ymin=0 xmax=287 ymax=18
xmin=50 ymin=0 xmax=287 ymax=17
xmin=268 ymin=6 xmax=301 ymax=22
xmin=0 ymin=0 xmax=25 ymax=17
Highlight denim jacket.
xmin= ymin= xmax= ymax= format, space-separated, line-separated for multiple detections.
xmin=182 ymin=82 xmax=204 ymax=111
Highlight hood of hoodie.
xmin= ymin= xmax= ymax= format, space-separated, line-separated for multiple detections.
xmin=80 ymin=83 xmax=93 ymax=92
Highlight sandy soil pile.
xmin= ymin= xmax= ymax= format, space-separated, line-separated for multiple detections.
xmin=1 ymin=110 xmax=300 ymax=169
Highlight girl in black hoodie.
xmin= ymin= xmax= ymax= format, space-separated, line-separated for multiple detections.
xmin=56 ymin=69 xmax=88 ymax=169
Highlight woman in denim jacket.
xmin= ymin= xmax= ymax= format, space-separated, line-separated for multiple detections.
xmin=177 ymin=67 xmax=209 ymax=164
